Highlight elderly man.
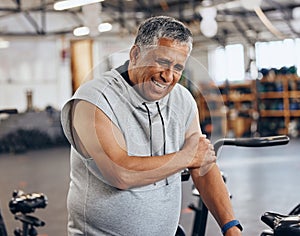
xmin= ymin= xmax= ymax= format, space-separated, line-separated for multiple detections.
xmin=61 ymin=16 xmax=242 ymax=236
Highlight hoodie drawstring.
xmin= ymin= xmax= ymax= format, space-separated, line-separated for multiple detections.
xmin=156 ymin=102 xmax=169 ymax=185
xmin=156 ymin=102 xmax=166 ymax=155
xmin=142 ymin=102 xmax=153 ymax=157
xmin=143 ymin=102 xmax=169 ymax=186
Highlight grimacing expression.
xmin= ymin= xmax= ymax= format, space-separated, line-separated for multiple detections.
xmin=129 ymin=38 xmax=190 ymax=101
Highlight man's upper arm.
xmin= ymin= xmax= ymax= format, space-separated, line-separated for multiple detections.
xmin=71 ymin=99 xmax=134 ymax=188
xmin=72 ymin=99 xmax=127 ymax=163
xmin=185 ymin=109 xmax=201 ymax=139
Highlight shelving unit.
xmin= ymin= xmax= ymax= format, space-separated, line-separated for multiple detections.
xmin=221 ymin=80 xmax=257 ymax=137
xmin=196 ymin=71 xmax=300 ymax=138
xmin=197 ymin=80 xmax=257 ymax=138
xmin=257 ymin=72 xmax=300 ymax=136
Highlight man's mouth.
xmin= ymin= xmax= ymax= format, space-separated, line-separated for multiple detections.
xmin=152 ymin=79 xmax=167 ymax=89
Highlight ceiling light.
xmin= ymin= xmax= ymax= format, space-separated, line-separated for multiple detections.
xmin=199 ymin=5 xmax=218 ymax=38
xmin=292 ymin=7 xmax=300 ymax=19
xmin=73 ymin=26 xmax=90 ymax=36
xmin=54 ymin=0 xmax=104 ymax=11
xmin=98 ymin=23 xmax=112 ymax=32
xmin=290 ymin=19 xmax=300 ymax=33
xmin=200 ymin=19 xmax=218 ymax=38
xmin=217 ymin=1 xmax=241 ymax=11
xmin=201 ymin=0 xmax=213 ymax=7
xmin=200 ymin=7 xmax=217 ymax=19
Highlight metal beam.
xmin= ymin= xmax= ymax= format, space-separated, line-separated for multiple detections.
xmin=41 ymin=0 xmax=46 ymax=34
xmin=22 ymin=11 xmax=43 ymax=34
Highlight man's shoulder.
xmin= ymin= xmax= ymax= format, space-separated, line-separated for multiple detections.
xmin=167 ymin=84 xmax=197 ymax=114
xmin=171 ymin=83 xmax=195 ymax=101
xmin=77 ymin=69 xmax=122 ymax=93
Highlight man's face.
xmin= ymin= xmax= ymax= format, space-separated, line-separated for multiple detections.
xmin=129 ymin=38 xmax=190 ymax=101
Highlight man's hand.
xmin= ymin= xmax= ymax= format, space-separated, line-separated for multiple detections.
xmin=183 ymin=134 xmax=216 ymax=171
xmin=199 ymin=136 xmax=216 ymax=176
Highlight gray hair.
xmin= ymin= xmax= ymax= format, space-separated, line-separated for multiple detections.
xmin=134 ymin=16 xmax=193 ymax=52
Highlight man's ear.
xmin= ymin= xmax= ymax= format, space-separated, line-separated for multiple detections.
xmin=129 ymin=45 xmax=140 ymax=65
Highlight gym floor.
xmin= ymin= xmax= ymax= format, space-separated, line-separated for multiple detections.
xmin=0 ymin=138 xmax=299 ymax=236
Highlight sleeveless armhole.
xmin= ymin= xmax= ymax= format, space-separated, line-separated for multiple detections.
xmin=70 ymin=100 xmax=91 ymax=159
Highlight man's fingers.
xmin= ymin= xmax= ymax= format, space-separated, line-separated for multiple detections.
xmin=199 ymin=149 xmax=217 ymax=176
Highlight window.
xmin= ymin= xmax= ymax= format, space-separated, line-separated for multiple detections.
xmin=208 ymin=44 xmax=245 ymax=83
xmin=294 ymin=39 xmax=300 ymax=75
xmin=255 ymin=39 xmax=296 ymax=71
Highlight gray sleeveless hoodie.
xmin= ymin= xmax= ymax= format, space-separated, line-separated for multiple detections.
xmin=61 ymin=67 xmax=197 ymax=236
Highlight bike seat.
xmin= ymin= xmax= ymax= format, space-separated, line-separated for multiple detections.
xmin=261 ymin=211 xmax=290 ymax=229
xmin=261 ymin=212 xmax=300 ymax=236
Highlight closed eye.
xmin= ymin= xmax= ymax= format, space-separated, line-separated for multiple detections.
xmin=156 ymin=58 xmax=170 ymax=68
xmin=174 ymin=64 xmax=184 ymax=72
xmin=156 ymin=58 xmax=184 ymax=73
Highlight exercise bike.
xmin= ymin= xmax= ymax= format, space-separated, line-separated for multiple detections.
xmin=177 ymin=135 xmax=300 ymax=236
xmin=0 ymin=190 xmax=48 ymax=236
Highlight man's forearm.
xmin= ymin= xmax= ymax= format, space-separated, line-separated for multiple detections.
xmin=93 ymin=148 xmax=192 ymax=189
xmin=190 ymin=165 xmax=242 ymax=235
xmin=91 ymin=132 xmax=212 ymax=189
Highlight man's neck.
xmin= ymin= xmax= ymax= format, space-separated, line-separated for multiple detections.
xmin=116 ymin=60 xmax=133 ymax=86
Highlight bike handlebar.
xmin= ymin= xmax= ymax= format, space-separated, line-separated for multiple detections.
xmin=213 ymin=135 xmax=290 ymax=154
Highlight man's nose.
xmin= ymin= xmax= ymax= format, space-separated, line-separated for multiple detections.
xmin=161 ymin=68 xmax=174 ymax=83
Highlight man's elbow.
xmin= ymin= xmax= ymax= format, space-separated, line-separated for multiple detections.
xmin=112 ymin=178 xmax=131 ymax=190
xmin=104 ymin=171 xmax=135 ymax=190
